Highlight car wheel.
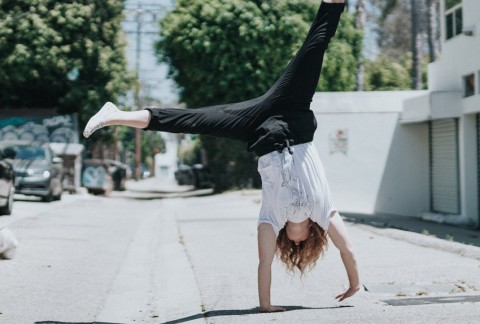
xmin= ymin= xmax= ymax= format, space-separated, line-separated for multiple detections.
xmin=53 ymin=192 xmax=62 ymax=201
xmin=41 ymin=192 xmax=53 ymax=202
xmin=0 ymin=187 xmax=14 ymax=216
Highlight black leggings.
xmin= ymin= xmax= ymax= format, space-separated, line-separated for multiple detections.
xmin=145 ymin=2 xmax=344 ymax=143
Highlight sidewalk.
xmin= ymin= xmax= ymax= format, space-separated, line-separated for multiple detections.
xmin=343 ymin=212 xmax=480 ymax=248
xmin=109 ymin=177 xmax=214 ymax=200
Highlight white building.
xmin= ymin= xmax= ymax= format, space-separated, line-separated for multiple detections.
xmin=312 ymin=91 xmax=430 ymax=218
xmin=313 ymin=0 xmax=479 ymax=228
xmin=401 ymin=0 xmax=479 ymax=227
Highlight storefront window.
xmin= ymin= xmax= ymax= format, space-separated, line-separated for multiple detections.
xmin=445 ymin=1 xmax=462 ymax=40
xmin=464 ymin=74 xmax=475 ymax=97
xmin=445 ymin=0 xmax=461 ymax=10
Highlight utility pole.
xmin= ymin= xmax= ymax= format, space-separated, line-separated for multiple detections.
xmin=355 ymin=0 xmax=366 ymax=91
xmin=411 ymin=0 xmax=423 ymax=90
xmin=134 ymin=4 xmax=142 ymax=181
xmin=124 ymin=2 xmax=164 ymax=179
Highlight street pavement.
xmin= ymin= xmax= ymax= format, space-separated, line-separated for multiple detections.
xmin=0 ymin=179 xmax=479 ymax=324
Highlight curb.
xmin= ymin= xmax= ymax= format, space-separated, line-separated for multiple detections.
xmin=109 ymin=188 xmax=214 ymax=200
xmin=352 ymin=222 xmax=480 ymax=261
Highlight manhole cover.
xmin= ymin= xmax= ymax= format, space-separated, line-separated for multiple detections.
xmin=364 ymin=283 xmax=475 ymax=296
xmin=382 ymin=295 xmax=480 ymax=306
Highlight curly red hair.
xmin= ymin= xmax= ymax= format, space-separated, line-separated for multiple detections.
xmin=276 ymin=220 xmax=328 ymax=275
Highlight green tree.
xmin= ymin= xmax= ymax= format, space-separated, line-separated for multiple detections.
xmin=370 ymin=0 xmax=440 ymax=89
xmin=364 ymin=54 xmax=411 ymax=90
xmin=119 ymin=127 xmax=165 ymax=172
xmin=0 ymin=0 xmax=132 ymax=141
xmin=156 ymin=0 xmax=361 ymax=191
xmin=319 ymin=11 xmax=363 ymax=91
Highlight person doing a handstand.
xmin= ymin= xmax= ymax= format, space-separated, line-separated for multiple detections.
xmin=84 ymin=0 xmax=360 ymax=312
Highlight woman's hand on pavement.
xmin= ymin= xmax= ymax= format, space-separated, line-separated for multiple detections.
xmin=335 ymin=286 xmax=361 ymax=302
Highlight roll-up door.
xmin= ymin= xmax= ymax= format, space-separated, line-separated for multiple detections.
xmin=430 ymin=119 xmax=460 ymax=214
xmin=478 ymin=114 xmax=480 ymax=219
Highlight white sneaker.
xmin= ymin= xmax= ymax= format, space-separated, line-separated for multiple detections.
xmin=83 ymin=102 xmax=120 ymax=138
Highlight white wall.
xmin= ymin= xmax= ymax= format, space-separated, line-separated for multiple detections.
xmin=459 ymin=114 xmax=479 ymax=226
xmin=425 ymin=0 xmax=480 ymax=226
xmin=311 ymin=91 xmax=430 ymax=216
xmin=430 ymin=0 xmax=480 ymax=92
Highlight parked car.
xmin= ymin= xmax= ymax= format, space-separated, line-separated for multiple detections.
xmin=82 ymin=159 xmax=113 ymax=195
xmin=0 ymin=147 xmax=15 ymax=215
xmin=0 ymin=141 xmax=63 ymax=202
xmin=105 ymin=160 xmax=130 ymax=191
xmin=175 ymin=164 xmax=214 ymax=189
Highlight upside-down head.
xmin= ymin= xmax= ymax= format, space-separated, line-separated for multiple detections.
xmin=276 ymin=220 xmax=328 ymax=275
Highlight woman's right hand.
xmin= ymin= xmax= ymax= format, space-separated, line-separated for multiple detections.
xmin=335 ymin=286 xmax=361 ymax=302
xmin=259 ymin=305 xmax=286 ymax=313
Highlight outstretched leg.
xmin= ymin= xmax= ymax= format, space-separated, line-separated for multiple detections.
xmin=83 ymin=102 xmax=151 ymax=138
xmin=83 ymin=2 xmax=345 ymax=141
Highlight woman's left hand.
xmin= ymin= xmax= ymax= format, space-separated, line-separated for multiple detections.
xmin=335 ymin=286 xmax=361 ymax=302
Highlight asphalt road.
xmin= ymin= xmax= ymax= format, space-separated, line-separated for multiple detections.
xmin=1 ymin=189 xmax=480 ymax=324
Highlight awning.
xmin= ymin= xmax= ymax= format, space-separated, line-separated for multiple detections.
xmin=400 ymin=91 xmax=463 ymax=124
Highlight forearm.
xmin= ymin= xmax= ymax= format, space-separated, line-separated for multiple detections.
xmin=340 ymin=249 xmax=360 ymax=289
xmin=258 ymin=262 xmax=272 ymax=308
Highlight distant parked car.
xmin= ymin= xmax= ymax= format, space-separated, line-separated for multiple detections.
xmin=175 ymin=164 xmax=194 ymax=186
xmin=175 ymin=164 xmax=214 ymax=189
xmin=82 ymin=159 xmax=113 ymax=195
xmin=105 ymin=160 xmax=129 ymax=191
xmin=0 ymin=141 xmax=63 ymax=202
xmin=0 ymin=147 xmax=15 ymax=215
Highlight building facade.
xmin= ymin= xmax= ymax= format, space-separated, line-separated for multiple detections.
xmin=401 ymin=0 xmax=479 ymax=227
xmin=312 ymin=0 xmax=479 ymax=228
xmin=312 ymin=91 xmax=430 ymax=218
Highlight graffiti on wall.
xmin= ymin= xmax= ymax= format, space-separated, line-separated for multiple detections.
xmin=0 ymin=114 xmax=78 ymax=144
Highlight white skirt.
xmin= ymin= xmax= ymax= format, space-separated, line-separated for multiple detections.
xmin=257 ymin=142 xmax=337 ymax=236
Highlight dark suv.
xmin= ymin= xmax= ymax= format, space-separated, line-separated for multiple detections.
xmin=0 ymin=147 xmax=15 ymax=215
xmin=1 ymin=142 xmax=63 ymax=202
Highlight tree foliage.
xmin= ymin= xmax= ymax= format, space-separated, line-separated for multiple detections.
xmin=364 ymin=54 xmax=411 ymax=90
xmin=156 ymin=0 xmax=362 ymax=191
xmin=0 ymin=0 xmax=132 ymax=139
xmin=368 ymin=0 xmax=440 ymax=89
xmin=319 ymin=12 xmax=363 ymax=91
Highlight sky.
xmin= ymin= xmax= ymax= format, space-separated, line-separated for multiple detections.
xmin=122 ymin=0 xmax=179 ymax=106
xmin=121 ymin=0 xmax=380 ymax=107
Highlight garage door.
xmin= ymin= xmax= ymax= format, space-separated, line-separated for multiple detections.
xmin=430 ymin=119 xmax=460 ymax=214
xmin=478 ymin=114 xmax=480 ymax=219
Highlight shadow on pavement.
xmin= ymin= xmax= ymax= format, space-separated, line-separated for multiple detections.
xmin=342 ymin=212 xmax=480 ymax=247
xmin=163 ymin=305 xmax=353 ymax=324
xmin=36 ymin=322 xmax=122 ymax=324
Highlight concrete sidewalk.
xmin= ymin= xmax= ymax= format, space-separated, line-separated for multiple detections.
xmin=109 ymin=177 xmax=214 ymax=200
